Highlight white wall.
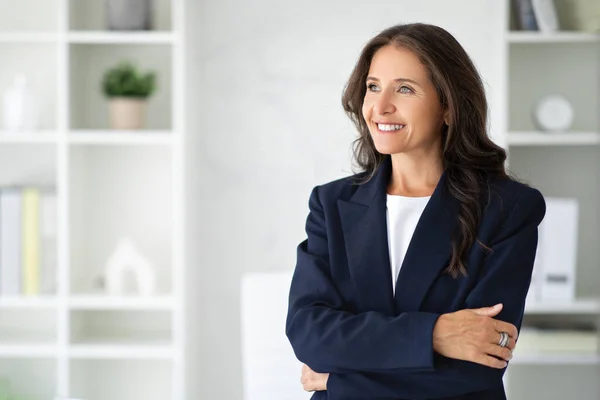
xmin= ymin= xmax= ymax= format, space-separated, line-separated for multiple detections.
xmin=185 ymin=1 xmax=505 ymax=398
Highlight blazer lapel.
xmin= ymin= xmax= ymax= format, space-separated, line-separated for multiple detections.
xmin=393 ymin=170 xmax=460 ymax=313
xmin=338 ymin=155 xmax=460 ymax=316
xmin=337 ymin=156 xmax=395 ymax=315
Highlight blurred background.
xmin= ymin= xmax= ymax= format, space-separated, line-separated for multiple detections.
xmin=0 ymin=0 xmax=598 ymax=399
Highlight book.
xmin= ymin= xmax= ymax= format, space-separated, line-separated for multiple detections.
xmin=0 ymin=188 xmax=22 ymax=295
xmin=40 ymin=190 xmax=57 ymax=294
xmin=513 ymin=0 xmax=539 ymax=30
xmin=22 ymin=187 xmax=40 ymax=296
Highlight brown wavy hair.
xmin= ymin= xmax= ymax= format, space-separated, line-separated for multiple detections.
xmin=342 ymin=23 xmax=510 ymax=278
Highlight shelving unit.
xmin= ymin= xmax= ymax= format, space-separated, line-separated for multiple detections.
xmin=507 ymin=131 xmax=600 ymax=146
xmin=67 ymin=32 xmax=175 ymax=44
xmin=0 ymin=0 xmax=186 ymax=399
xmin=504 ymin=1 xmax=600 ymax=398
xmin=0 ymin=33 xmax=58 ymax=43
xmin=0 ymin=131 xmax=59 ymax=144
xmin=68 ymin=295 xmax=175 ymax=310
xmin=507 ymin=31 xmax=600 ymax=43
xmin=525 ymin=298 xmax=600 ymax=314
xmin=511 ymin=353 xmax=600 ymax=365
xmin=0 ymin=296 xmax=58 ymax=309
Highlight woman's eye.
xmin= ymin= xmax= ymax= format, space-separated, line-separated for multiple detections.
xmin=366 ymin=84 xmax=412 ymax=93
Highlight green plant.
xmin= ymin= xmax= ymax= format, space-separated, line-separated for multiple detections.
xmin=101 ymin=61 xmax=156 ymax=98
xmin=0 ymin=378 xmax=30 ymax=400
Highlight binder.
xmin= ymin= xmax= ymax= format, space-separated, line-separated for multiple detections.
xmin=537 ymin=198 xmax=578 ymax=301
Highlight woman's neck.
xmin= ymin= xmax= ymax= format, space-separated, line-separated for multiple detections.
xmin=387 ymin=153 xmax=443 ymax=197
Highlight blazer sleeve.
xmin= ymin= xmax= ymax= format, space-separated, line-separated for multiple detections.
xmin=285 ymin=185 xmax=442 ymax=373
xmin=325 ymin=187 xmax=547 ymax=399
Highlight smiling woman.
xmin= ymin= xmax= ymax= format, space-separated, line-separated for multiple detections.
xmin=363 ymin=46 xmax=446 ymax=153
xmin=285 ymin=22 xmax=547 ymax=400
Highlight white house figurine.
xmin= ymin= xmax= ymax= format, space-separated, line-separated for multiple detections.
xmin=103 ymin=236 xmax=156 ymax=296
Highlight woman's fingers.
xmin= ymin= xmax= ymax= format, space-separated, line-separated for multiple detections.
xmin=493 ymin=320 xmax=519 ymax=340
xmin=473 ymin=352 xmax=509 ymax=369
xmin=491 ymin=331 xmax=516 ymax=352
xmin=484 ymin=343 xmax=514 ymax=362
xmin=300 ymin=364 xmax=329 ymax=392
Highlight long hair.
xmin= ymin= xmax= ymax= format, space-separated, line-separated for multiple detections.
xmin=342 ymin=23 xmax=510 ymax=278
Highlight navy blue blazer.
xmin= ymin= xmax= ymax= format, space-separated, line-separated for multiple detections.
xmin=286 ymin=155 xmax=546 ymax=400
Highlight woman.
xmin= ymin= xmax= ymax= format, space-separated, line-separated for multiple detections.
xmin=285 ymin=23 xmax=546 ymax=400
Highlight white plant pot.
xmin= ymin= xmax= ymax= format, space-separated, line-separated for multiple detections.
xmin=108 ymin=97 xmax=147 ymax=130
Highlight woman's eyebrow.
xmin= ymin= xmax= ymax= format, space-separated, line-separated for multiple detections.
xmin=366 ymin=76 xmax=421 ymax=86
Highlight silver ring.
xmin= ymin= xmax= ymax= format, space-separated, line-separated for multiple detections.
xmin=498 ymin=332 xmax=509 ymax=348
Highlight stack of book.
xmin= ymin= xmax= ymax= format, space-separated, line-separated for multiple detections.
xmin=0 ymin=186 xmax=57 ymax=296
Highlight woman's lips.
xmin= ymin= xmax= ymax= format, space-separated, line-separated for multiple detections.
xmin=375 ymin=124 xmax=406 ymax=134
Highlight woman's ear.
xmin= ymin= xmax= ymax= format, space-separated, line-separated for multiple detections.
xmin=443 ymin=111 xmax=450 ymax=126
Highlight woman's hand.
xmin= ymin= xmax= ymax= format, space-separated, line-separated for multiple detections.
xmin=433 ymin=303 xmax=518 ymax=369
xmin=301 ymin=364 xmax=329 ymax=392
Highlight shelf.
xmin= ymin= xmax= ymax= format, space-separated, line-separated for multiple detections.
xmin=0 ymin=344 xmax=56 ymax=358
xmin=70 ymin=358 xmax=172 ymax=400
xmin=525 ymin=299 xmax=600 ymax=314
xmin=68 ymin=130 xmax=173 ymax=145
xmin=507 ymin=131 xmax=600 ymax=146
xmin=0 ymin=130 xmax=59 ymax=144
xmin=0 ymin=296 xmax=58 ymax=309
xmin=511 ymin=352 xmax=600 ymax=365
xmin=508 ymin=31 xmax=600 ymax=43
xmin=69 ymin=342 xmax=173 ymax=360
xmin=68 ymin=31 xmax=175 ymax=44
xmin=0 ymin=33 xmax=58 ymax=43
xmin=69 ymin=295 xmax=174 ymax=310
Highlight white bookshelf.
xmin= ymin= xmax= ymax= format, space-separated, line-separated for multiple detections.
xmin=68 ymin=295 xmax=175 ymax=310
xmin=0 ymin=33 xmax=59 ymax=43
xmin=525 ymin=299 xmax=600 ymax=315
xmin=511 ymin=353 xmax=600 ymax=365
xmin=508 ymin=31 xmax=600 ymax=43
xmin=0 ymin=131 xmax=59 ymax=144
xmin=68 ymin=130 xmax=174 ymax=145
xmin=504 ymin=0 xmax=600 ymax=397
xmin=0 ymin=1 xmax=186 ymax=399
xmin=69 ymin=343 xmax=174 ymax=360
xmin=0 ymin=345 xmax=57 ymax=358
xmin=67 ymin=31 xmax=175 ymax=44
xmin=508 ymin=131 xmax=600 ymax=146
xmin=0 ymin=296 xmax=58 ymax=309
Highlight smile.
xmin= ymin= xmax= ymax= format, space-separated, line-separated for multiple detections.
xmin=376 ymin=123 xmax=405 ymax=133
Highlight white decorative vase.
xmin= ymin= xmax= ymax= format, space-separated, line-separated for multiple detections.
xmin=108 ymin=97 xmax=147 ymax=130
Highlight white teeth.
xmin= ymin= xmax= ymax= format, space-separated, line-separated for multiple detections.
xmin=377 ymin=123 xmax=404 ymax=131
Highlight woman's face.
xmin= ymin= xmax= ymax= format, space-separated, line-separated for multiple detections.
xmin=362 ymin=45 xmax=446 ymax=155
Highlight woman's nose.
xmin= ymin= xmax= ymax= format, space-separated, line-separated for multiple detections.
xmin=374 ymin=91 xmax=396 ymax=115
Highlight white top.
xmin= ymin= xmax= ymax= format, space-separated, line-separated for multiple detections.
xmin=386 ymin=194 xmax=431 ymax=296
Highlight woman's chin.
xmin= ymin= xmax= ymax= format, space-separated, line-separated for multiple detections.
xmin=373 ymin=144 xmax=404 ymax=155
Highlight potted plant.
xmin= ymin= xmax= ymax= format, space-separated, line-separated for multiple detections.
xmin=101 ymin=61 xmax=156 ymax=130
